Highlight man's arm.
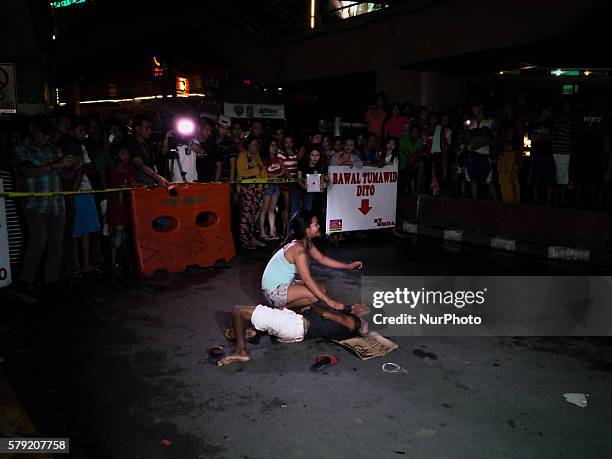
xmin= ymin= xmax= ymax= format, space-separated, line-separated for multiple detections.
xmin=131 ymin=156 xmax=169 ymax=186
xmin=72 ymin=165 xmax=84 ymax=191
xmin=309 ymin=244 xmax=362 ymax=270
xmin=229 ymin=156 xmax=237 ymax=183
xmin=214 ymin=161 xmax=222 ymax=182
xmin=310 ymin=304 xmax=357 ymax=331
xmin=19 ymin=155 xmax=75 ymax=178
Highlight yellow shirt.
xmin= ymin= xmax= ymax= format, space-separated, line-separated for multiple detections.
xmin=236 ymin=151 xmax=267 ymax=191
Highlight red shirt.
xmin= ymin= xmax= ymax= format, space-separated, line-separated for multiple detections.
xmin=384 ymin=116 xmax=410 ymax=139
xmin=366 ymin=108 xmax=387 ymax=143
xmin=107 ymin=164 xmax=138 ymax=226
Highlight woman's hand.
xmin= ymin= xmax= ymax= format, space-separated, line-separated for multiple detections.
xmin=326 ymin=299 xmax=345 ymax=311
xmin=349 ymin=261 xmax=363 ymax=270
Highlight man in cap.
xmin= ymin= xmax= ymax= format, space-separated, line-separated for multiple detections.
xmin=214 ymin=115 xmax=237 ymax=183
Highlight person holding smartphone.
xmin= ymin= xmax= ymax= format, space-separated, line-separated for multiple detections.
xmin=13 ymin=114 xmax=76 ymax=290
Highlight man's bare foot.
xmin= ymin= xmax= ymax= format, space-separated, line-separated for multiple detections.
xmin=217 ymin=353 xmax=252 ymax=367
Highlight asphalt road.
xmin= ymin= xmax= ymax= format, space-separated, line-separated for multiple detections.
xmin=1 ymin=234 xmax=611 ymax=458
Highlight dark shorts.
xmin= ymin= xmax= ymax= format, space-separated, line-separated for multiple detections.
xmin=465 ymin=152 xmax=492 ymax=184
xmin=303 ymin=309 xmax=360 ymax=341
xmin=263 ymin=184 xmax=280 ymax=197
xmin=529 ymin=153 xmax=556 ymax=187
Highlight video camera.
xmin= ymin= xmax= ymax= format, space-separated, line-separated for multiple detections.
xmin=167 ymin=117 xmax=196 ymax=159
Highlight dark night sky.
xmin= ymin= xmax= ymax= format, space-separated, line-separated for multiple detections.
xmin=45 ymin=0 xmax=612 ymax=92
xmin=50 ymin=0 xmax=243 ymax=81
xmin=48 ymin=0 xmax=309 ymax=74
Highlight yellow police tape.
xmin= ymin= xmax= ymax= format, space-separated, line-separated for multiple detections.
xmin=0 ymin=178 xmax=298 ymax=198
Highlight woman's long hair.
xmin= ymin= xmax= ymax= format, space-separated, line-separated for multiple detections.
xmin=298 ymin=146 xmax=322 ymax=172
xmin=383 ymin=136 xmax=399 ymax=164
xmin=278 ymin=208 xmax=315 ymax=252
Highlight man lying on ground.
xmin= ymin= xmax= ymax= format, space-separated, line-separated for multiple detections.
xmin=218 ymin=303 xmax=369 ymax=366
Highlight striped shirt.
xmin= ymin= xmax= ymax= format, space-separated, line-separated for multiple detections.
xmin=468 ymin=118 xmax=495 ymax=155
xmin=278 ymin=151 xmax=298 ymax=178
xmin=13 ymin=139 xmax=65 ymax=215
xmin=215 ymin=137 xmax=237 ymax=181
xmin=552 ymin=120 xmax=574 ymax=154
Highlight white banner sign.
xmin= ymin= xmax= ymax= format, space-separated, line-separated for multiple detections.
xmin=224 ymin=102 xmax=285 ymax=119
xmin=0 ymin=64 xmax=17 ymax=114
xmin=0 ymin=179 xmax=12 ymax=287
xmin=326 ymin=164 xmax=398 ymax=233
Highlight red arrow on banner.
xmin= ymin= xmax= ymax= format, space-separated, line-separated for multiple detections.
xmin=358 ymin=199 xmax=372 ymax=215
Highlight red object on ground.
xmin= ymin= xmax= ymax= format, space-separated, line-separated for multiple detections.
xmin=311 ymin=354 xmax=339 ymax=372
xmin=130 ymin=183 xmax=235 ymax=276
xmin=160 ymin=439 xmax=173 ymax=447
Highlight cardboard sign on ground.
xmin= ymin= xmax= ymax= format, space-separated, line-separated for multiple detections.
xmin=333 ymin=332 xmax=398 ymax=360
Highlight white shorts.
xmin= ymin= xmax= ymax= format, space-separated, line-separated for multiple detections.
xmin=250 ymin=305 xmax=305 ymax=343
xmin=553 ymin=154 xmax=570 ymax=185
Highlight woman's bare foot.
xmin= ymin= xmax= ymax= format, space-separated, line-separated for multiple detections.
xmin=217 ymin=352 xmax=252 ymax=367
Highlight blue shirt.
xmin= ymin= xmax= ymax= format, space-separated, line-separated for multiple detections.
xmin=13 ymin=139 xmax=65 ymax=215
xmin=262 ymin=246 xmax=297 ymax=291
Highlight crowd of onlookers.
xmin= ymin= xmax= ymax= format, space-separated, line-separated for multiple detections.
xmin=0 ymin=91 xmax=611 ymax=291
xmin=364 ymin=92 xmax=612 ymax=208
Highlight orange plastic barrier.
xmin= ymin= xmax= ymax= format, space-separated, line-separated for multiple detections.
xmin=130 ymin=183 xmax=235 ymax=276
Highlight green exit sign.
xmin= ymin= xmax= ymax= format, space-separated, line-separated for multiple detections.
xmin=50 ymin=0 xmax=87 ymax=8
xmin=562 ymin=84 xmax=579 ymax=95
